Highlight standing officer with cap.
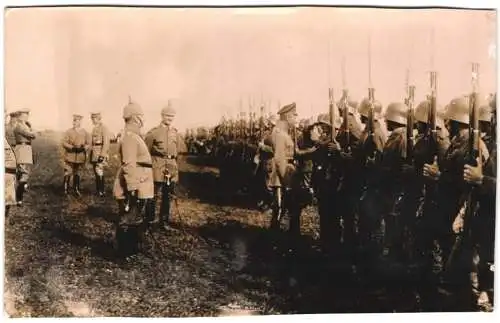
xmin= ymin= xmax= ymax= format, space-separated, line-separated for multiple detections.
xmin=13 ymin=108 xmax=37 ymax=205
xmin=90 ymin=111 xmax=111 ymax=197
xmin=113 ymin=100 xmax=155 ymax=235
xmin=61 ymin=114 xmax=90 ymax=196
xmin=145 ymin=100 xmax=185 ymax=230
xmin=268 ymin=103 xmax=298 ymax=229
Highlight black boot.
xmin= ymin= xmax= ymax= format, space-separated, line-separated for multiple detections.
xmin=16 ymin=182 xmax=26 ymax=206
xmin=95 ymin=176 xmax=101 ymax=196
xmin=64 ymin=176 xmax=71 ymax=195
xmin=73 ymin=175 xmax=81 ymax=197
xmin=160 ymin=185 xmax=171 ymax=230
xmin=99 ymin=176 xmax=106 ymax=197
xmin=145 ymin=199 xmax=156 ymax=229
xmin=120 ymin=197 xmax=144 ymax=226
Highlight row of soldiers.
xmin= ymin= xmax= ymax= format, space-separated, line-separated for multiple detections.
xmin=203 ymin=75 xmax=496 ymax=310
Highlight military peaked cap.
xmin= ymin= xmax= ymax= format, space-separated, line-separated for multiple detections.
xmin=277 ymin=102 xmax=297 ymax=116
xmin=91 ymin=111 xmax=101 ymax=117
xmin=16 ymin=108 xmax=30 ymax=114
xmin=73 ymin=114 xmax=83 ymax=120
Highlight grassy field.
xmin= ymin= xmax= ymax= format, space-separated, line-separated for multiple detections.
xmin=4 ymin=133 xmax=329 ymax=317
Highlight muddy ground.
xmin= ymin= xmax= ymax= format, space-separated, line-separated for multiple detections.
xmin=4 ymin=134 xmax=476 ymax=317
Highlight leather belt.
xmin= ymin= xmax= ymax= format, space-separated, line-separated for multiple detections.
xmin=136 ymin=162 xmax=153 ymax=168
xmin=5 ymin=167 xmax=17 ymax=175
xmin=93 ymin=143 xmax=103 ymax=146
xmin=152 ymin=152 xmax=177 ymax=159
xmin=17 ymin=142 xmax=31 ymax=146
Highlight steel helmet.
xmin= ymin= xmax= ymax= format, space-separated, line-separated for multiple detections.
xmin=445 ymin=96 xmax=469 ymax=124
xmin=358 ymin=97 xmax=382 ymax=118
xmin=316 ymin=113 xmax=331 ymax=126
xmin=384 ymin=102 xmax=408 ymax=125
xmin=479 ymin=101 xmax=492 ymax=122
xmin=414 ymin=100 xmax=447 ymax=129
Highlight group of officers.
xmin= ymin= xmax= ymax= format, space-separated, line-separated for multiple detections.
xmin=239 ymin=82 xmax=496 ymax=311
xmin=4 ymin=101 xmax=185 ymax=235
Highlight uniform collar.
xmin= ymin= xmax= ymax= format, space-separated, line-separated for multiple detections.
xmin=125 ymin=123 xmax=141 ymax=135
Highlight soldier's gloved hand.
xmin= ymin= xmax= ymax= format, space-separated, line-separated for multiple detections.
xmin=423 ymin=156 xmax=440 ymax=181
xmin=464 ymin=157 xmax=483 ymax=186
xmin=327 ymin=142 xmax=340 ymax=153
xmin=452 ymin=207 xmax=465 ymax=234
xmin=97 ymin=156 xmax=105 ymax=163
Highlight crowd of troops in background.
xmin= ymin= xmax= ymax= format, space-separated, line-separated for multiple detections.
xmin=184 ymin=68 xmax=496 ymax=311
xmin=4 ymin=66 xmax=497 ymax=312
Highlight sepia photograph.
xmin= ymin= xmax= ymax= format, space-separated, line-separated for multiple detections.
xmin=2 ymin=2 xmax=498 ymax=318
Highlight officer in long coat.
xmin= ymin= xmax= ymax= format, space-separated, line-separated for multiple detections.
xmin=13 ymin=108 xmax=36 ymax=205
xmin=113 ymin=101 xmax=155 ymax=231
xmin=90 ymin=112 xmax=111 ymax=197
xmin=61 ymin=114 xmax=90 ymax=196
xmin=145 ymin=103 xmax=186 ymax=230
xmin=268 ymin=103 xmax=297 ymax=229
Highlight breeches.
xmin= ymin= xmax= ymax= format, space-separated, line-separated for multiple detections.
xmin=92 ymin=160 xmax=108 ymax=177
xmin=64 ymin=162 xmax=84 ymax=176
xmin=17 ymin=163 xmax=32 ymax=182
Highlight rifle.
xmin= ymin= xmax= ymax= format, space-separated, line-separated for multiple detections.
xmin=329 ymin=88 xmax=337 ymax=141
xmin=363 ymin=87 xmax=378 ymax=166
xmin=340 ymin=89 xmax=351 ymax=152
xmin=406 ymin=85 xmax=416 ymax=162
xmin=446 ymin=63 xmax=481 ymax=271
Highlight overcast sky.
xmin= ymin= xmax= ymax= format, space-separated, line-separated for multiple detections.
xmin=4 ymin=7 xmax=496 ymax=134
